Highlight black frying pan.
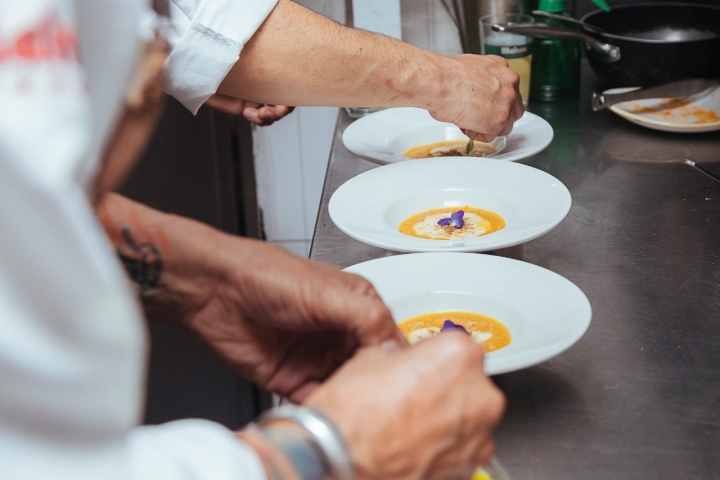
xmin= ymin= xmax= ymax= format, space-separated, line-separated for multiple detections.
xmin=494 ymin=2 xmax=720 ymax=87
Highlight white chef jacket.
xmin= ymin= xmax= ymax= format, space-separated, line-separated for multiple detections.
xmin=0 ymin=0 xmax=278 ymax=479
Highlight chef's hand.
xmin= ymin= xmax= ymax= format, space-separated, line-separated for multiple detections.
xmin=98 ymin=192 xmax=406 ymax=402
xmin=218 ymin=0 xmax=522 ymax=142
xmin=430 ymin=54 xmax=525 ymax=143
xmin=204 ymin=93 xmax=295 ymax=126
xmin=181 ymin=239 xmax=408 ymax=402
xmin=304 ymin=333 xmax=506 ymax=480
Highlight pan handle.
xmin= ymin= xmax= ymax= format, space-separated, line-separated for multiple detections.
xmin=530 ymin=10 xmax=606 ymax=35
xmin=531 ymin=11 xmax=585 ymax=28
xmin=491 ymin=23 xmax=621 ymax=63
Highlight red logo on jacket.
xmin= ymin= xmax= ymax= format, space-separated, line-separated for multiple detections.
xmin=0 ymin=13 xmax=78 ymax=63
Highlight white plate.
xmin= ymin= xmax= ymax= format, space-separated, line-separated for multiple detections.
xmin=342 ymin=107 xmax=554 ymax=164
xmin=607 ymin=85 xmax=720 ymax=133
xmin=344 ymin=253 xmax=592 ymax=375
xmin=328 ymin=157 xmax=571 ymax=253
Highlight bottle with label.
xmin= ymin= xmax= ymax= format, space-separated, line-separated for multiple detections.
xmin=529 ymin=0 xmax=580 ymax=102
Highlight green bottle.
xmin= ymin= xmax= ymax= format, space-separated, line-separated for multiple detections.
xmin=530 ymin=0 xmax=581 ymax=102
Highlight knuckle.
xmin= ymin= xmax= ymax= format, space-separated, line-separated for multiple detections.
xmin=352 ymin=275 xmax=380 ymax=298
xmin=365 ymin=302 xmax=391 ymax=325
xmin=487 ymin=54 xmax=509 ymax=67
xmin=502 ymin=84 xmax=518 ymax=102
xmin=505 ymin=68 xmax=520 ymax=85
xmin=496 ymin=91 xmax=516 ymax=119
xmin=347 ymin=276 xmax=393 ymax=323
xmin=496 ymin=106 xmax=512 ymax=126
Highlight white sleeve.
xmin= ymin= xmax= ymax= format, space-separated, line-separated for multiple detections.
xmin=127 ymin=421 xmax=266 ymax=480
xmin=165 ymin=0 xmax=280 ymax=113
xmin=0 ymin=2 xmax=267 ymax=480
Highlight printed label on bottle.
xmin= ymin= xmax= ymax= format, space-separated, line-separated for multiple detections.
xmin=484 ymin=44 xmax=531 ymax=59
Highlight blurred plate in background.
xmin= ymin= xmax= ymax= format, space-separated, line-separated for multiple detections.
xmin=607 ymin=85 xmax=720 ymax=133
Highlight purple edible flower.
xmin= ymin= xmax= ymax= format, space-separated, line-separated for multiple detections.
xmin=437 ymin=210 xmax=465 ymax=229
xmin=441 ymin=320 xmax=470 ymax=335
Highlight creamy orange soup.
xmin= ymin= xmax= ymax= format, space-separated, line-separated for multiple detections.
xmin=404 ymin=140 xmax=497 ymax=159
xmin=399 ymin=206 xmax=505 ymax=240
xmin=399 ymin=311 xmax=511 ymax=353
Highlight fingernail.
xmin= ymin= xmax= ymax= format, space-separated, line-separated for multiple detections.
xmin=244 ymin=109 xmax=257 ymax=119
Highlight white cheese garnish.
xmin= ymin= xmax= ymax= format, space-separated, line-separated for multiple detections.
xmin=408 ymin=327 xmax=493 ymax=345
xmin=408 ymin=327 xmax=441 ymax=344
xmin=471 ymin=331 xmax=493 ymax=343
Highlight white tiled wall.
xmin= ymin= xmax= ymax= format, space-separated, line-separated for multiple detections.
xmin=352 ymin=0 xmax=402 ymax=38
xmin=400 ymin=0 xmax=463 ymax=54
xmin=253 ymin=0 xmax=460 ymax=259
xmin=253 ymin=0 xmax=345 ymax=259
xmin=253 ymin=105 xmax=338 ymax=257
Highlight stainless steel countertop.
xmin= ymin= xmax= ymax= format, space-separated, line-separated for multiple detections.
xmin=310 ymin=65 xmax=720 ymax=480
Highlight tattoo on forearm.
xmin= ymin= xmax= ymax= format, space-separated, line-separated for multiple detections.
xmin=119 ymin=228 xmax=162 ymax=299
xmin=97 ymin=201 xmax=168 ymax=301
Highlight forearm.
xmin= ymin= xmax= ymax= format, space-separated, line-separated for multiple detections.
xmin=96 ymin=192 xmax=253 ymax=322
xmin=219 ymin=0 xmax=450 ymax=110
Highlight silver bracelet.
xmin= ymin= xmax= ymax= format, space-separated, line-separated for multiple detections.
xmin=256 ymin=405 xmax=355 ymax=480
xmin=255 ymin=426 xmax=325 ymax=480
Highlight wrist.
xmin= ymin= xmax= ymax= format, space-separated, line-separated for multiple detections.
xmin=355 ymin=35 xmax=451 ymax=112
xmin=146 ymin=222 xmax=269 ymax=326
xmin=239 ymin=426 xmax=304 ymax=480
xmin=399 ymin=50 xmax=455 ymax=113
xmin=138 ymin=213 xmax=220 ymax=317
xmin=243 ymin=405 xmax=355 ymax=480
xmin=98 ymin=192 xmax=238 ymax=321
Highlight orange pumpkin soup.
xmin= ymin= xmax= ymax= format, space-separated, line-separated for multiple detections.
xmin=404 ymin=140 xmax=497 ymax=159
xmin=399 ymin=311 xmax=511 ymax=353
xmin=399 ymin=206 xmax=505 ymax=240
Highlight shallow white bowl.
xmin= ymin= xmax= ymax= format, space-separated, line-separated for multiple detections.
xmin=342 ymin=107 xmax=553 ymax=164
xmin=329 ymin=157 xmax=571 ymax=253
xmin=344 ymin=253 xmax=592 ymax=375
xmin=607 ymin=85 xmax=720 ymax=133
